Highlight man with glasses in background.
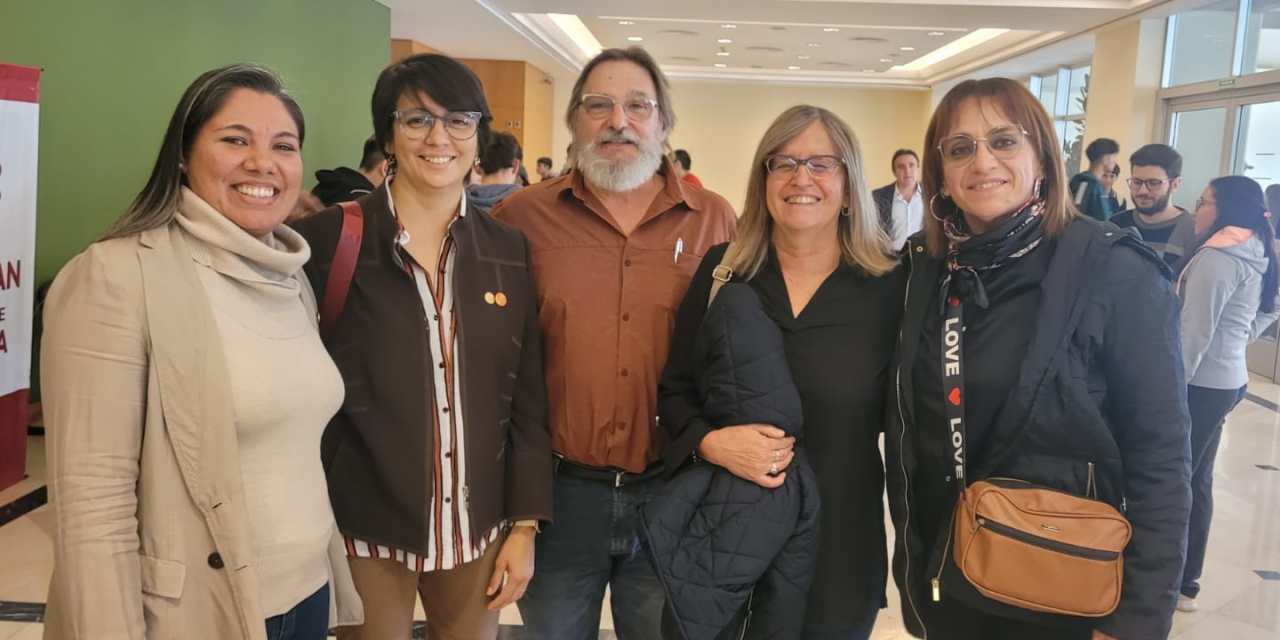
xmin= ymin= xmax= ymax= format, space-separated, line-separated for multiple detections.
xmin=1110 ymin=144 xmax=1194 ymax=270
xmin=493 ymin=47 xmax=737 ymax=639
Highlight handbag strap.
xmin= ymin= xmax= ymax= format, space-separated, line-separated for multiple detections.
xmin=706 ymin=242 xmax=737 ymax=310
xmin=941 ymin=293 xmax=968 ymax=496
xmin=320 ymin=200 xmax=364 ymax=338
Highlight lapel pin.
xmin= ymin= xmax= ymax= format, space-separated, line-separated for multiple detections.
xmin=484 ymin=292 xmax=496 ymax=305
xmin=495 ymin=292 xmax=508 ymax=307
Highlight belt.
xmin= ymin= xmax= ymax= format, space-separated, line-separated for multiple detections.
xmin=554 ymin=456 xmax=665 ymax=488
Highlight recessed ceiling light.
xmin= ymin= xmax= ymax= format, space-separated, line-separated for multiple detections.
xmin=880 ymin=58 xmax=892 ymax=62
xmin=798 ymin=55 xmax=812 ymax=60
xmin=721 ymin=24 xmax=737 ymax=29
xmin=788 ymin=65 xmax=801 ymax=70
xmin=807 ymin=42 xmax=821 ymax=48
xmin=716 ymin=51 xmax=731 ymax=57
xmin=718 ymin=38 xmax=733 ymax=44
xmin=928 ymin=31 xmax=945 ymax=36
xmin=900 ymin=46 xmax=916 ymax=51
xmin=618 ymin=20 xmax=635 ymax=26
xmin=628 ymin=36 xmax=644 ymax=42
xmin=714 ymin=63 xmax=728 ymax=68
xmin=824 ymin=28 xmax=840 ymax=33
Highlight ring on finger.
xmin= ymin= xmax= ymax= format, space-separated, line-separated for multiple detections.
xmin=769 ymin=462 xmax=779 ymax=475
xmin=773 ymin=449 xmax=781 ymax=462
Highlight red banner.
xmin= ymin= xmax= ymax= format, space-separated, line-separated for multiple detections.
xmin=0 ymin=63 xmax=40 ymax=492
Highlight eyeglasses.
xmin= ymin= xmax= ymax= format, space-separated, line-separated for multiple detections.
xmin=764 ymin=154 xmax=845 ymax=178
xmin=393 ymin=109 xmax=482 ymax=141
xmin=577 ymin=93 xmax=659 ymax=121
xmin=936 ymin=127 xmax=1030 ymax=167
xmin=1127 ymin=178 xmax=1170 ymax=191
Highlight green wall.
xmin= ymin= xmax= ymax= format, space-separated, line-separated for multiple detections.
xmin=0 ymin=0 xmax=391 ymax=285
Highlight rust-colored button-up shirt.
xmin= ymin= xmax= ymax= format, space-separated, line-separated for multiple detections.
xmin=494 ymin=163 xmax=737 ymax=472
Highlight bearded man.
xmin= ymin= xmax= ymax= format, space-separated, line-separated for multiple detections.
xmin=493 ymin=46 xmax=737 ymax=639
xmin=1109 ymin=143 xmax=1195 ymax=270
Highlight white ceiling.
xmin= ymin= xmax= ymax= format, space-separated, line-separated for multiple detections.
xmin=382 ymin=0 xmax=1206 ymax=87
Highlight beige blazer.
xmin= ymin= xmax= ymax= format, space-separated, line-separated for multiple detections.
xmin=41 ymin=223 xmax=362 ymax=639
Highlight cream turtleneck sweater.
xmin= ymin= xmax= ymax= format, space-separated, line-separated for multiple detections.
xmin=175 ymin=188 xmax=342 ymax=617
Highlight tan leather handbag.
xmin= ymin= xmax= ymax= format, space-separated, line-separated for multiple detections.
xmin=938 ymin=284 xmax=1131 ymax=618
xmin=951 ymin=476 xmax=1132 ymax=617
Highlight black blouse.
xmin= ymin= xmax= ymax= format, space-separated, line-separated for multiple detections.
xmin=910 ymin=238 xmax=1053 ymax=553
xmin=659 ymin=242 xmax=906 ymax=631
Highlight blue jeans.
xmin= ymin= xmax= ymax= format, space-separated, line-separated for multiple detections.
xmin=265 ymin=584 xmax=330 ymax=640
xmin=517 ymin=471 xmax=666 ymax=640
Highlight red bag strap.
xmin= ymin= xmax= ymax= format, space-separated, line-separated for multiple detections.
xmin=320 ymin=201 xmax=364 ymax=338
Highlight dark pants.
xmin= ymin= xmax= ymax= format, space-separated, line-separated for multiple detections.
xmin=517 ymin=470 xmax=666 ymax=640
xmin=919 ymin=594 xmax=1090 ymax=639
xmin=265 ymin=583 xmax=330 ymax=640
xmin=662 ymin=598 xmax=879 ymax=640
xmin=1180 ymin=384 xmax=1247 ymax=598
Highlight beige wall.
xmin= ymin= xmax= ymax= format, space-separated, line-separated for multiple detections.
xmin=665 ymin=81 xmax=932 ymax=212
xmin=1081 ymin=18 xmax=1168 ymax=203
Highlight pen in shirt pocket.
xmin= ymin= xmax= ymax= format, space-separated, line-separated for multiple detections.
xmin=674 ymin=237 xmax=684 ymax=264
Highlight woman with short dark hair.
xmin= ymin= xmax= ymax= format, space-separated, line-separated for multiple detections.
xmin=887 ymin=77 xmax=1191 ymax=640
xmin=41 ymin=63 xmax=362 ymax=640
xmin=292 ymin=53 xmax=552 ymax=640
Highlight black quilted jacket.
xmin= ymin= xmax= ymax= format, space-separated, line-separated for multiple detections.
xmin=640 ymin=282 xmax=820 ymax=640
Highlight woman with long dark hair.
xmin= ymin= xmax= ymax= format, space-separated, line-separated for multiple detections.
xmin=1174 ymin=175 xmax=1279 ymax=613
xmin=41 ymin=64 xmax=362 ymax=640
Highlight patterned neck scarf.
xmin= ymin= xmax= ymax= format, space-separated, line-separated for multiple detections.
xmin=940 ymin=196 xmax=1047 ymax=310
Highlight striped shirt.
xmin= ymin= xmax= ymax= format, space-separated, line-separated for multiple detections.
xmin=342 ymin=185 xmax=501 ymax=573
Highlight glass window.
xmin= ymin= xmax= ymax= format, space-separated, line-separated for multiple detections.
xmin=1165 ymin=0 xmax=1240 ymax=87
xmin=1242 ymin=0 xmax=1280 ymax=75
xmin=1066 ymin=66 xmax=1090 ymax=117
xmin=1037 ymin=72 xmax=1059 ymax=116
xmin=1234 ymin=100 xmax=1280 ymax=192
xmin=1169 ymin=106 xmax=1228 ymax=211
xmin=1062 ymin=119 xmax=1086 ymax=176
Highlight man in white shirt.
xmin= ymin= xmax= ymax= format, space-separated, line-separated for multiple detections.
xmin=872 ymin=148 xmax=923 ymax=250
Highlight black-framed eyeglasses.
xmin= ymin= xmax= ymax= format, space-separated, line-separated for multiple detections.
xmin=936 ymin=127 xmax=1030 ymax=166
xmin=764 ymin=154 xmax=845 ymax=178
xmin=576 ymin=93 xmax=659 ymax=121
xmin=392 ymin=109 xmax=483 ymax=141
xmin=1128 ymin=178 xmax=1170 ymax=191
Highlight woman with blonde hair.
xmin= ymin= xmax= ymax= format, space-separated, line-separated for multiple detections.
xmin=885 ymin=77 xmax=1190 ymax=639
xmin=657 ymin=104 xmax=905 ymax=638
xmin=40 ymin=64 xmax=361 ymax=639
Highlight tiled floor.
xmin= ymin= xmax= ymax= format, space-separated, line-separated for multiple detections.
xmin=2 ymin=375 xmax=1278 ymax=639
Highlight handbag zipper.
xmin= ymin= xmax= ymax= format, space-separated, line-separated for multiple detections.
xmin=976 ymin=517 xmax=1120 ymax=561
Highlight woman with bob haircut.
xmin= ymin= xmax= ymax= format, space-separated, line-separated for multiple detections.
xmin=41 ymin=64 xmax=362 ymax=639
xmin=884 ymin=77 xmax=1191 ymax=639
xmin=1174 ymin=175 xmax=1279 ymax=613
xmin=658 ymin=104 xmax=905 ymax=638
xmin=291 ymin=53 xmax=551 ymax=640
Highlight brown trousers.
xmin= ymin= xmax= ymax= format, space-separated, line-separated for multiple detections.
xmin=336 ymin=537 xmax=503 ymax=640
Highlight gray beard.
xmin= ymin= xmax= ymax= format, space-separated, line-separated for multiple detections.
xmin=577 ymin=139 xmax=664 ymax=193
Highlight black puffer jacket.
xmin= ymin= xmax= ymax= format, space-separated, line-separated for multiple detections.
xmin=887 ymin=218 xmax=1192 ymax=639
xmin=641 ymin=283 xmax=820 ymax=640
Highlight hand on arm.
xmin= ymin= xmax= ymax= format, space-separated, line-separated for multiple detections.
xmin=697 ymin=424 xmax=795 ymax=488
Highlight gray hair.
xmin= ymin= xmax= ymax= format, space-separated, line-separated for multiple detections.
xmin=564 ymin=47 xmax=676 ymax=135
